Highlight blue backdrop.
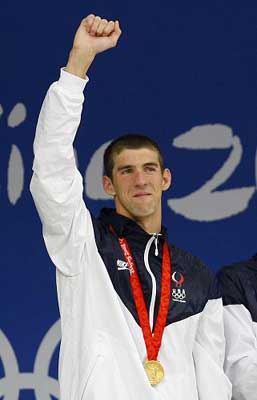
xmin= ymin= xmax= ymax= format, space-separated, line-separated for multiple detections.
xmin=0 ymin=1 xmax=256 ymax=399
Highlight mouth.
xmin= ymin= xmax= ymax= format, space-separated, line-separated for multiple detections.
xmin=133 ymin=193 xmax=151 ymax=198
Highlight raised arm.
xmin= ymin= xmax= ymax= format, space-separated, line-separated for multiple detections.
xmin=30 ymin=15 xmax=121 ymax=276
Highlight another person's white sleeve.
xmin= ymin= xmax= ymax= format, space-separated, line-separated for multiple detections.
xmin=224 ymin=305 xmax=257 ymax=400
xmin=193 ymin=280 xmax=232 ymax=399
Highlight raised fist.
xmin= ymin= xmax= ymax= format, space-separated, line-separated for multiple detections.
xmin=66 ymin=15 xmax=122 ymax=77
xmin=74 ymin=15 xmax=122 ymax=54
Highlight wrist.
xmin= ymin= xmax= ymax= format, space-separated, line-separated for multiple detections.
xmin=65 ymin=48 xmax=95 ymax=78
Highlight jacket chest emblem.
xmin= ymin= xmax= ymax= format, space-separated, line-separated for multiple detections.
xmin=171 ymin=272 xmax=187 ymax=303
xmin=117 ymin=259 xmax=129 ymax=271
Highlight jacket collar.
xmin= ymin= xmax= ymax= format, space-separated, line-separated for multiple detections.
xmin=99 ymin=208 xmax=168 ymax=241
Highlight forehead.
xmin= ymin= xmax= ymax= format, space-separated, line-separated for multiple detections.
xmin=113 ymin=148 xmax=160 ymax=168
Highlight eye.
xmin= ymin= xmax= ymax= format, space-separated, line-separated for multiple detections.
xmin=121 ymin=168 xmax=133 ymax=175
xmin=145 ymin=166 xmax=157 ymax=173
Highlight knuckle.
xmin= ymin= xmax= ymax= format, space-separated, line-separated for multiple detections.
xmin=84 ymin=15 xmax=94 ymax=24
xmin=104 ymin=26 xmax=111 ymax=33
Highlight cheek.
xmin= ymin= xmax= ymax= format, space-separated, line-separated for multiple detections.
xmin=153 ymin=179 xmax=163 ymax=190
xmin=116 ymin=177 xmax=133 ymax=191
xmin=115 ymin=183 xmax=129 ymax=198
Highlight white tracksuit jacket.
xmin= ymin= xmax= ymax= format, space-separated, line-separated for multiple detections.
xmin=30 ymin=68 xmax=232 ymax=400
xmin=218 ymin=255 xmax=257 ymax=400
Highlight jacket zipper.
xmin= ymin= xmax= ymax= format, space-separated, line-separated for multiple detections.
xmin=143 ymin=234 xmax=160 ymax=332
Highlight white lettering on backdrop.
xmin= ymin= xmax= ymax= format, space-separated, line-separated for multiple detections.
xmin=85 ymin=124 xmax=256 ymax=221
xmin=168 ymin=124 xmax=256 ymax=221
xmin=1 ymin=103 xmax=26 ymax=205
xmin=2 ymin=108 xmax=256 ymax=219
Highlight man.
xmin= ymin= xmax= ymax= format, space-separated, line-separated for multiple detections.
xmin=30 ymin=14 xmax=231 ymax=400
xmin=218 ymin=254 xmax=257 ymax=400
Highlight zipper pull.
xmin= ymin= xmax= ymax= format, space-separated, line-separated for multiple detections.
xmin=154 ymin=235 xmax=158 ymax=256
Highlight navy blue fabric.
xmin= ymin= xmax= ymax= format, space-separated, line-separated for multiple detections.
xmin=218 ymin=254 xmax=257 ymax=323
xmin=92 ymin=208 xmax=220 ymax=328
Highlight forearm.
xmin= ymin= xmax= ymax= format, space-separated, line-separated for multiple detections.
xmin=30 ymin=70 xmax=89 ymax=276
xmin=32 ymin=69 xmax=87 ymax=181
xmin=65 ymin=48 xmax=95 ymax=78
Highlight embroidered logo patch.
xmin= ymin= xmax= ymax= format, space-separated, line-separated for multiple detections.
xmin=171 ymin=272 xmax=186 ymax=302
xmin=117 ymin=259 xmax=129 ymax=271
xmin=172 ymin=271 xmax=185 ymax=287
xmin=171 ymin=288 xmax=186 ymax=303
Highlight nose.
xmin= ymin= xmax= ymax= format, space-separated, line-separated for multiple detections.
xmin=134 ymin=169 xmax=147 ymax=187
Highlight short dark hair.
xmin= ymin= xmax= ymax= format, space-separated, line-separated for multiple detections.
xmin=104 ymin=134 xmax=164 ymax=178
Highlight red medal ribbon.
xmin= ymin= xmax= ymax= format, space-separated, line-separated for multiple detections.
xmin=118 ymin=237 xmax=171 ymax=361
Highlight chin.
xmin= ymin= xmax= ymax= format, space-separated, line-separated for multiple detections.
xmin=129 ymin=206 xmax=154 ymax=218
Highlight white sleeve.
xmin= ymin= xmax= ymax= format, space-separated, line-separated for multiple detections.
xmin=30 ymin=69 xmax=93 ymax=276
xmin=223 ymin=304 xmax=257 ymax=400
xmin=193 ymin=298 xmax=232 ymax=400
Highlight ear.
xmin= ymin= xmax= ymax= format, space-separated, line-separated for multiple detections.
xmin=102 ymin=175 xmax=116 ymax=196
xmin=162 ymin=168 xmax=172 ymax=192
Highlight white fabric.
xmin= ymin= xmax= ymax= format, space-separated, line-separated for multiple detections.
xmin=224 ymin=304 xmax=257 ymax=400
xmin=30 ymin=69 xmax=232 ymax=400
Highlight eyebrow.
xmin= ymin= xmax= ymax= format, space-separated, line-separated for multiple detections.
xmin=117 ymin=162 xmax=159 ymax=172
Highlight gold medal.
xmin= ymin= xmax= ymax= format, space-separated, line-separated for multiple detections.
xmin=144 ymin=360 xmax=164 ymax=385
xmin=116 ymin=235 xmax=171 ymax=387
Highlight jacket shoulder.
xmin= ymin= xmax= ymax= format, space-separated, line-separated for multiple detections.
xmin=217 ymin=256 xmax=257 ymax=310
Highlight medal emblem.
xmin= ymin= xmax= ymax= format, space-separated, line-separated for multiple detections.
xmin=144 ymin=360 xmax=164 ymax=385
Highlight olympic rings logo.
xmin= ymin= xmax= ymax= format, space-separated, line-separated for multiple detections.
xmin=0 ymin=320 xmax=61 ymax=399
xmin=172 ymin=288 xmax=186 ymax=302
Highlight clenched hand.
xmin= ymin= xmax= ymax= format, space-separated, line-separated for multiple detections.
xmin=66 ymin=15 xmax=122 ymax=78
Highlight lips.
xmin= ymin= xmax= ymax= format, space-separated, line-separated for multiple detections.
xmin=133 ymin=193 xmax=151 ymax=197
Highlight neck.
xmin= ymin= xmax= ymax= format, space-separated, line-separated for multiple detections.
xmin=134 ymin=217 xmax=161 ymax=234
xmin=116 ymin=208 xmax=162 ymax=234
xmin=114 ymin=200 xmax=163 ymax=234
